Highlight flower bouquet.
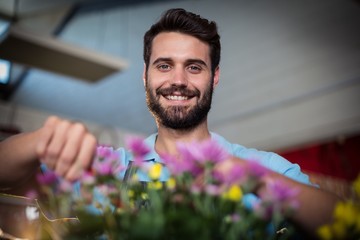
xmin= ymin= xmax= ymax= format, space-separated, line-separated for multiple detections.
xmin=33 ymin=137 xmax=300 ymax=240
xmin=317 ymin=174 xmax=360 ymax=240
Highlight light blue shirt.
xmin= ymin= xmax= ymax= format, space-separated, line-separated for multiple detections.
xmin=117 ymin=132 xmax=310 ymax=182
xmin=115 ymin=132 xmax=312 ymax=208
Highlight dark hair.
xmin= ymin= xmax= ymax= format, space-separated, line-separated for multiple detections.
xmin=143 ymin=8 xmax=221 ymax=74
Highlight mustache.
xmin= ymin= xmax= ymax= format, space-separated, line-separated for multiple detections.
xmin=156 ymin=86 xmax=200 ymax=97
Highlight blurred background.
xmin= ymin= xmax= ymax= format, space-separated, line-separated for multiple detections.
xmin=0 ymin=0 xmax=359 ymax=196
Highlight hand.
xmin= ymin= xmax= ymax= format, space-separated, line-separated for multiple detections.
xmin=35 ymin=116 xmax=97 ymax=181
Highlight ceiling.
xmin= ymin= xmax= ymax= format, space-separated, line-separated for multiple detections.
xmin=1 ymin=0 xmax=360 ymax=151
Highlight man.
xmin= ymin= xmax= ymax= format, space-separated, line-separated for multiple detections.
xmin=0 ymin=8 xmax=338 ymax=237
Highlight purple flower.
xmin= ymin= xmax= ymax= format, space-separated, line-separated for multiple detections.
xmin=254 ymin=180 xmax=299 ymax=220
xmin=93 ymin=161 xmax=114 ymax=176
xmin=261 ymin=181 xmax=299 ymax=208
xmin=25 ymin=190 xmax=38 ymax=200
xmin=96 ymin=145 xmax=113 ymax=159
xmin=171 ymin=139 xmax=228 ymax=177
xmin=190 ymin=184 xmax=202 ymax=194
xmin=176 ymin=139 xmax=229 ymax=165
xmin=229 ymin=213 xmax=241 ymax=222
xmin=253 ymin=202 xmax=273 ymax=220
xmin=198 ymin=139 xmax=229 ymax=163
xmin=93 ymin=146 xmax=123 ymax=176
xmin=161 ymin=153 xmax=199 ymax=176
xmin=81 ymin=171 xmax=96 ymax=185
xmin=132 ymin=156 xmax=146 ymax=168
xmin=59 ymin=180 xmax=73 ymax=193
xmin=214 ymin=163 xmax=245 ymax=186
xmin=264 ymin=180 xmax=299 ymax=202
xmin=247 ymin=161 xmax=268 ymax=178
xmin=36 ymin=170 xmax=58 ymax=185
xmin=125 ymin=135 xmax=150 ymax=158
xmin=204 ymin=184 xmax=223 ymax=196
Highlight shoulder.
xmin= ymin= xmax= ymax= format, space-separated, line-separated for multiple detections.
xmin=211 ymin=132 xmax=312 ymax=185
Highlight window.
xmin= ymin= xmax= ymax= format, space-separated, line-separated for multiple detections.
xmin=0 ymin=19 xmax=11 ymax=84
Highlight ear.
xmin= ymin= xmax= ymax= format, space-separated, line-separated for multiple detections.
xmin=213 ymin=66 xmax=220 ymax=88
xmin=142 ymin=63 xmax=147 ymax=87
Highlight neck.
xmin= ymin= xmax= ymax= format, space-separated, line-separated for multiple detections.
xmin=155 ymin=121 xmax=211 ymax=155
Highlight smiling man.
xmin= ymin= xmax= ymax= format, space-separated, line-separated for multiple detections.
xmin=0 ymin=8 xmax=339 ymax=238
xmin=145 ymin=32 xmax=216 ymax=133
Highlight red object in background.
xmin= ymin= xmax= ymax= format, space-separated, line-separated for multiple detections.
xmin=278 ymin=134 xmax=360 ymax=181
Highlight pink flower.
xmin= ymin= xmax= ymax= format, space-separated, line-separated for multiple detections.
xmin=256 ymin=180 xmax=300 ymax=218
xmin=25 ymin=190 xmax=38 ymax=200
xmin=253 ymin=202 xmax=273 ymax=220
xmin=93 ymin=161 xmax=114 ymax=176
xmin=96 ymin=145 xmax=113 ymax=159
xmin=125 ymin=136 xmax=151 ymax=167
xmin=198 ymin=139 xmax=229 ymax=163
xmin=36 ymin=171 xmax=58 ymax=185
xmin=176 ymin=139 xmax=229 ymax=165
xmin=169 ymin=139 xmax=228 ymax=177
xmin=59 ymin=180 xmax=73 ymax=193
xmin=204 ymin=184 xmax=223 ymax=196
xmin=125 ymin=135 xmax=150 ymax=157
xmin=264 ymin=180 xmax=299 ymax=203
xmin=161 ymin=153 xmax=199 ymax=176
xmin=190 ymin=184 xmax=202 ymax=194
xmin=229 ymin=213 xmax=241 ymax=222
xmin=214 ymin=163 xmax=245 ymax=186
xmin=81 ymin=171 xmax=96 ymax=185
xmin=246 ymin=161 xmax=268 ymax=178
xmin=92 ymin=146 xmax=123 ymax=176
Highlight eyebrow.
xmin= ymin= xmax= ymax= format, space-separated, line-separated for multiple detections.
xmin=152 ymin=58 xmax=208 ymax=68
xmin=186 ymin=59 xmax=208 ymax=67
xmin=152 ymin=57 xmax=172 ymax=66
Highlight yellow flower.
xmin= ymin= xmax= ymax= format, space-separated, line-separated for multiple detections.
xmin=141 ymin=192 xmax=149 ymax=200
xmin=334 ymin=201 xmax=358 ymax=226
xmin=332 ymin=221 xmax=346 ymax=239
xmin=148 ymin=181 xmax=163 ymax=190
xmin=127 ymin=190 xmax=135 ymax=198
xmin=222 ymin=185 xmax=243 ymax=202
xmin=129 ymin=200 xmax=135 ymax=209
xmin=116 ymin=208 xmax=125 ymax=214
xmin=149 ymin=163 xmax=162 ymax=180
xmin=130 ymin=174 xmax=139 ymax=183
xmin=356 ymin=213 xmax=360 ymax=232
xmin=317 ymin=225 xmax=332 ymax=240
xmin=353 ymin=174 xmax=360 ymax=198
xmin=166 ymin=177 xmax=176 ymax=190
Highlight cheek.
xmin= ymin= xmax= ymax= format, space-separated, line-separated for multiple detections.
xmin=147 ymin=72 xmax=168 ymax=88
xmin=193 ymin=81 xmax=209 ymax=93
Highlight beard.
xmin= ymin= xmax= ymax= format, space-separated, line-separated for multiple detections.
xmin=145 ymin=78 xmax=214 ymax=131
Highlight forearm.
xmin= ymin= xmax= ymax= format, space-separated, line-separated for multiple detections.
xmin=218 ymin=157 xmax=340 ymax=237
xmin=257 ymin=169 xmax=340 ymax=236
xmin=0 ymin=130 xmax=41 ymax=189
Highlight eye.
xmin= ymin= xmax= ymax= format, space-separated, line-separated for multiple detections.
xmin=187 ymin=65 xmax=202 ymax=73
xmin=157 ymin=64 xmax=171 ymax=72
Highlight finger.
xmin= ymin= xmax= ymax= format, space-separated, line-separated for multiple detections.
xmin=65 ymin=133 xmax=97 ymax=181
xmin=36 ymin=116 xmax=59 ymax=158
xmin=42 ymin=120 xmax=71 ymax=169
xmin=54 ymin=123 xmax=87 ymax=177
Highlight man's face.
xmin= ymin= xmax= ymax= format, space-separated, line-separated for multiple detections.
xmin=143 ymin=32 xmax=219 ymax=130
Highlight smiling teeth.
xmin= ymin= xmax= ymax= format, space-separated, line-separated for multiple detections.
xmin=167 ymin=95 xmax=188 ymax=100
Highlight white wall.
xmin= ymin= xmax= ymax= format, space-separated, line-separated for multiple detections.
xmin=3 ymin=0 xmax=360 ymax=152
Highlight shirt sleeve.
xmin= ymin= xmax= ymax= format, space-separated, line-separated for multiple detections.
xmin=231 ymin=144 xmax=312 ymax=185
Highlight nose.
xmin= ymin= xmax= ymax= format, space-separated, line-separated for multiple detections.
xmin=170 ymin=68 xmax=188 ymax=87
